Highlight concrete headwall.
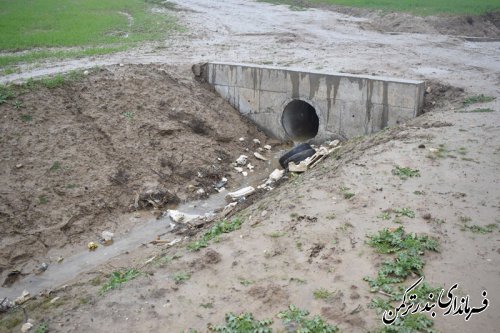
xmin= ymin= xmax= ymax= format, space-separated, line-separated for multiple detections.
xmin=200 ymin=62 xmax=425 ymax=142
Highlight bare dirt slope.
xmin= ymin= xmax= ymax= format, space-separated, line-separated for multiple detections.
xmin=0 ymin=64 xmax=271 ymax=278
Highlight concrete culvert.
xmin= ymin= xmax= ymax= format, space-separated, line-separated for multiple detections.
xmin=281 ymin=100 xmax=319 ymax=141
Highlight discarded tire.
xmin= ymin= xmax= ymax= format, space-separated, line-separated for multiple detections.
xmin=279 ymin=143 xmax=312 ymax=168
xmin=283 ymin=148 xmax=316 ymax=168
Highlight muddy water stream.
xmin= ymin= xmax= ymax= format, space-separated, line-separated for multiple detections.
xmin=0 ymin=149 xmax=288 ymax=300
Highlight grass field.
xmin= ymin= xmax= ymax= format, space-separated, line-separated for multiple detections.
xmin=0 ymin=0 xmax=180 ymax=70
xmin=259 ymin=0 xmax=500 ymax=15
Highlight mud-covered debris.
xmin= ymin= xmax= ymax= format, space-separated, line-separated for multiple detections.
xmin=236 ymin=155 xmax=248 ymax=165
xmin=101 ymin=231 xmax=114 ymax=245
xmin=2 ymin=270 xmax=24 ymax=287
xmin=253 ymin=138 xmax=261 ymax=145
xmin=14 ymin=290 xmax=30 ymax=305
xmin=254 ymin=152 xmax=268 ymax=161
xmin=222 ymin=202 xmax=237 ymax=216
xmin=227 ymin=186 xmax=255 ymax=200
xmin=87 ymin=242 xmax=98 ymax=251
xmin=134 ymin=188 xmax=180 ymax=210
xmin=167 ymin=209 xmax=202 ymax=223
xmin=21 ymin=322 xmax=33 ymax=333
xmin=264 ymin=144 xmax=272 ymax=150
xmin=268 ymin=169 xmax=284 ymax=182
xmin=34 ymin=262 xmax=49 ymax=275
xmin=215 ymin=177 xmax=228 ymax=189
xmin=0 ymin=298 xmax=13 ymax=312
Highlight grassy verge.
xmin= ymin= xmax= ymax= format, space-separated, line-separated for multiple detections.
xmin=0 ymin=0 xmax=181 ymax=69
xmin=258 ymin=0 xmax=500 ymax=16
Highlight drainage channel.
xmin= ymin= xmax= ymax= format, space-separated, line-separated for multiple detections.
xmin=0 ymin=149 xmax=288 ymax=300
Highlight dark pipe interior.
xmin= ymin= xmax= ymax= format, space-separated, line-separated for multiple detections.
xmin=281 ymin=100 xmax=319 ymax=141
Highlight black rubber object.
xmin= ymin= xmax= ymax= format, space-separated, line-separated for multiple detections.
xmin=283 ymin=148 xmax=316 ymax=168
xmin=278 ymin=143 xmax=312 ymax=168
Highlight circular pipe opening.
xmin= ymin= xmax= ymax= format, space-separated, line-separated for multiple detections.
xmin=281 ymin=100 xmax=319 ymax=141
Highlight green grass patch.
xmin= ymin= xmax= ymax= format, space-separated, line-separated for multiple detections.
xmin=172 ymin=271 xmax=191 ymax=284
xmin=0 ymin=0 xmax=181 ymax=67
xmin=208 ymin=312 xmax=273 ymax=332
xmin=313 ymin=288 xmax=336 ymax=301
xmin=392 ymin=166 xmax=420 ymax=180
xmin=458 ymin=108 xmax=495 ymax=113
xmin=461 ymin=223 xmax=498 ymax=234
xmin=364 ymin=227 xmax=440 ymax=332
xmin=340 ymin=186 xmax=355 ymax=199
xmin=463 ymin=94 xmax=496 ymax=106
xmin=278 ymin=305 xmax=339 ymax=333
xmin=187 ymin=217 xmax=243 ymax=251
xmin=259 ymin=0 xmax=500 ymax=15
xmin=100 ymin=268 xmax=140 ymax=294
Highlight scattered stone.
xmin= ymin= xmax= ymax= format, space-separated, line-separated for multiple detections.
xmin=236 ymin=155 xmax=248 ymax=165
xmin=261 ymin=210 xmax=268 ymax=217
xmin=87 ymin=242 xmax=98 ymax=251
xmin=187 ymin=184 xmax=196 ymax=192
xmin=215 ymin=177 xmax=228 ymax=189
xmin=14 ymin=290 xmax=30 ymax=305
xmin=247 ymin=163 xmax=254 ymax=170
xmin=234 ymin=166 xmax=244 ymax=173
xmin=242 ymin=171 xmax=248 ymax=177
xmin=119 ymin=63 xmax=124 ymax=67
xmin=21 ymin=322 xmax=33 ymax=333
xmin=167 ymin=210 xmax=202 ymax=223
xmin=56 ymin=256 xmax=64 ymax=263
xmin=227 ymin=186 xmax=255 ymax=200
xmin=83 ymin=70 xmax=89 ymax=75
xmin=253 ymin=152 xmax=268 ymax=161
xmin=239 ymin=137 xmax=245 ymax=142
xmin=263 ymin=144 xmax=272 ymax=150
xmin=222 ymin=202 xmax=237 ymax=216
xmin=15 ymin=163 xmax=23 ymax=169
xmin=253 ymin=138 xmax=261 ymax=145
xmin=196 ymin=188 xmax=205 ymax=195
xmin=418 ymin=144 xmax=426 ymax=149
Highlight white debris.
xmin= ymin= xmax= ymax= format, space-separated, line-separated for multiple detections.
xmin=329 ymin=140 xmax=340 ymax=147
xmin=101 ymin=231 xmax=114 ymax=243
xmin=263 ymin=144 xmax=272 ymax=150
xmin=49 ymin=296 xmax=60 ymax=304
xmin=21 ymin=322 xmax=33 ymax=333
xmin=196 ymin=188 xmax=205 ymax=195
xmin=119 ymin=63 xmax=124 ymax=67
xmin=168 ymin=238 xmax=181 ymax=246
xmin=289 ymin=160 xmax=309 ymax=172
xmin=236 ymin=155 xmax=248 ymax=165
xmin=15 ymin=163 xmax=23 ymax=169
xmin=257 ymin=147 xmax=264 ymax=152
xmin=83 ymin=70 xmax=89 ymax=75
xmin=253 ymin=138 xmax=261 ymax=145
xmin=167 ymin=210 xmax=202 ymax=223
xmin=227 ymin=186 xmax=255 ymax=200
xmin=234 ymin=166 xmax=244 ymax=173
xmin=247 ymin=163 xmax=254 ymax=170
xmin=14 ymin=290 xmax=30 ymax=305
xmin=253 ymin=152 xmax=268 ymax=161
xmin=242 ymin=171 xmax=248 ymax=177
xmin=216 ymin=187 xmax=226 ymax=193
xmin=268 ymin=169 xmax=285 ymax=182
xmin=239 ymin=137 xmax=245 ymax=142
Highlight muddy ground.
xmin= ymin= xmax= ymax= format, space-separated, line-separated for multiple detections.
xmin=0 ymin=64 xmax=276 ymax=279
xmin=1 ymin=0 xmax=499 ymax=332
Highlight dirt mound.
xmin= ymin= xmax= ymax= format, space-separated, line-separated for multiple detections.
xmin=0 ymin=65 xmax=269 ymax=276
